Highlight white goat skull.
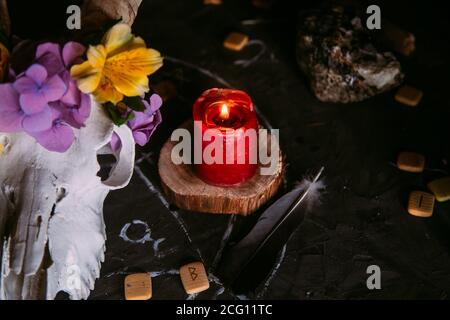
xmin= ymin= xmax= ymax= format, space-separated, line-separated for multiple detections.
xmin=0 ymin=101 xmax=135 ymax=300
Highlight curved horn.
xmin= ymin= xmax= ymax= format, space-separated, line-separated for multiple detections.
xmin=82 ymin=0 xmax=142 ymax=31
xmin=0 ymin=0 xmax=11 ymax=36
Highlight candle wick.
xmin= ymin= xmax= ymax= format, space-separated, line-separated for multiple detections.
xmin=220 ymin=104 xmax=230 ymax=120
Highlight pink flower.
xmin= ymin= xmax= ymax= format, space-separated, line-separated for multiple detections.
xmin=0 ymin=42 xmax=91 ymax=153
xmin=0 ymin=84 xmax=25 ymax=132
xmin=111 ymin=94 xmax=163 ymax=151
xmin=30 ymin=107 xmax=75 ymax=153
xmin=36 ymin=42 xmax=91 ymax=128
xmin=13 ymin=64 xmax=66 ymax=132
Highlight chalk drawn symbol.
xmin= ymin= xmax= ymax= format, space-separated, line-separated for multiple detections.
xmin=119 ymin=220 xmax=166 ymax=256
xmin=234 ymin=40 xmax=267 ymax=68
xmin=119 ymin=220 xmax=152 ymax=244
xmin=189 ymin=267 xmax=198 ymax=281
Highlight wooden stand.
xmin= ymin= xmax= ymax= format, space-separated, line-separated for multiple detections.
xmin=158 ymin=121 xmax=285 ymax=215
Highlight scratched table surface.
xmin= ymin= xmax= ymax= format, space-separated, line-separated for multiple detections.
xmin=10 ymin=0 xmax=450 ymax=300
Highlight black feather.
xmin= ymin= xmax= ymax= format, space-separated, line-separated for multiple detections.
xmin=218 ymin=167 xmax=325 ymax=293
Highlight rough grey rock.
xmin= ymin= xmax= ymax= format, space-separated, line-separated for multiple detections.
xmin=297 ymin=6 xmax=404 ymax=103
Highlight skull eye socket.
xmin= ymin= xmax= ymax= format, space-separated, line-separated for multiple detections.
xmin=96 ymin=154 xmax=118 ymax=181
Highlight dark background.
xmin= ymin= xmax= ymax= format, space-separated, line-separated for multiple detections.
xmin=7 ymin=0 xmax=450 ymax=299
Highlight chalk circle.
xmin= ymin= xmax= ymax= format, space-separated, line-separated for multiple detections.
xmin=119 ymin=220 xmax=152 ymax=244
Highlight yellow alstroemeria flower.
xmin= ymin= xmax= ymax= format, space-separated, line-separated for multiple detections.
xmin=0 ymin=43 xmax=9 ymax=82
xmin=70 ymin=23 xmax=163 ymax=104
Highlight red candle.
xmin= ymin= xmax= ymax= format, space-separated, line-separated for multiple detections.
xmin=193 ymin=88 xmax=259 ymax=186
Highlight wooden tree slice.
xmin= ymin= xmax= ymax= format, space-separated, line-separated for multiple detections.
xmin=158 ymin=120 xmax=285 ymax=215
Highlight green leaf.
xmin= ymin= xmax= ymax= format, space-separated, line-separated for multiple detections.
xmin=122 ymin=96 xmax=146 ymax=112
xmin=103 ymin=102 xmax=134 ymax=126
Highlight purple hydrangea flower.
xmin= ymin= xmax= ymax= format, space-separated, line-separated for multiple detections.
xmin=0 ymin=41 xmax=91 ymax=153
xmin=58 ymin=72 xmax=92 ymax=129
xmin=30 ymin=107 xmax=75 ymax=153
xmin=36 ymin=42 xmax=85 ymax=75
xmin=36 ymin=42 xmax=91 ymax=128
xmin=111 ymin=94 xmax=163 ymax=152
xmin=0 ymin=84 xmax=25 ymax=132
xmin=13 ymin=64 xmax=66 ymax=121
xmin=35 ymin=43 xmax=65 ymax=77
xmin=0 ymin=82 xmax=54 ymax=134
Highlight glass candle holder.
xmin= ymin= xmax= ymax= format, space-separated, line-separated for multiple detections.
xmin=193 ymin=88 xmax=259 ymax=186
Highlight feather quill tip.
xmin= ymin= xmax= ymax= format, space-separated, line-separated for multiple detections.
xmin=294 ymin=169 xmax=326 ymax=211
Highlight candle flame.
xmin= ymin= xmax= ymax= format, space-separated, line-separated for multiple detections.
xmin=220 ymin=103 xmax=230 ymax=120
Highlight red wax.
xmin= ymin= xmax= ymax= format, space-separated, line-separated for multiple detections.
xmin=193 ymin=88 xmax=259 ymax=186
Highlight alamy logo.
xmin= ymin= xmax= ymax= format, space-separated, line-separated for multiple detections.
xmin=66 ymin=265 xmax=82 ymax=291
xmin=366 ymin=5 xmax=381 ymax=30
xmin=366 ymin=265 xmax=381 ymax=290
xmin=66 ymin=5 xmax=81 ymax=30
xmin=170 ymin=122 xmax=280 ymax=176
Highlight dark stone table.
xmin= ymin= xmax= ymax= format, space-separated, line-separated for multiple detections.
xmin=89 ymin=0 xmax=450 ymax=300
xmin=9 ymin=0 xmax=450 ymax=300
